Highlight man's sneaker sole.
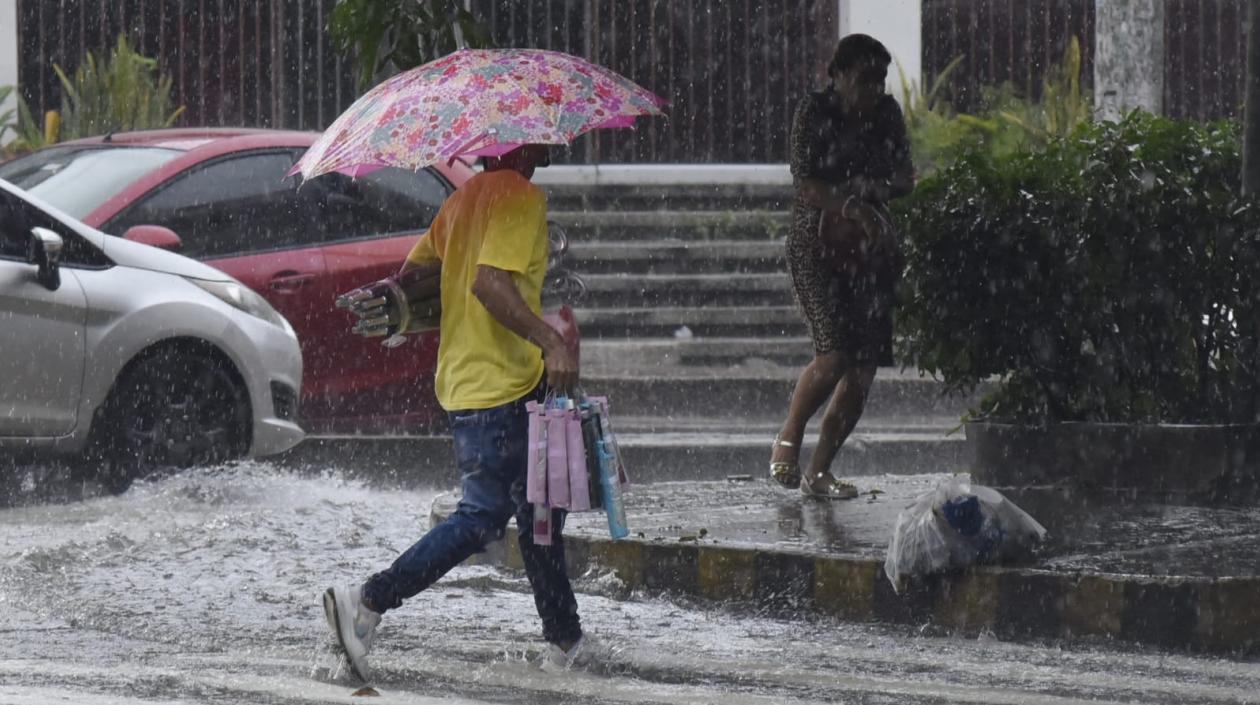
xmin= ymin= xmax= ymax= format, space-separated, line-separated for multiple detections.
xmin=323 ymin=587 xmax=369 ymax=682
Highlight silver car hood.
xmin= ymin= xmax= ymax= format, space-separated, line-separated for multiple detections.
xmin=0 ymin=178 xmax=234 ymax=283
xmin=97 ymin=234 xmax=234 ymax=282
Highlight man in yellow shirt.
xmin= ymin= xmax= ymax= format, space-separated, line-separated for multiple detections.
xmin=323 ymin=145 xmax=587 ymax=681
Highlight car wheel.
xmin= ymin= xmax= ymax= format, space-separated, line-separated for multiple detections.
xmin=88 ymin=346 xmax=251 ymax=492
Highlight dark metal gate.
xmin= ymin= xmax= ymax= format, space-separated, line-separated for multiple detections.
xmin=16 ymin=0 xmax=839 ymax=164
xmin=17 ymin=1 xmax=1249 ymax=165
xmin=921 ymin=0 xmax=1246 ymax=123
xmin=16 ymin=0 xmax=357 ymax=133
xmin=921 ymin=0 xmax=1097 ymax=113
xmin=470 ymin=0 xmax=840 ymax=163
xmin=1163 ymin=0 xmax=1247 ymax=121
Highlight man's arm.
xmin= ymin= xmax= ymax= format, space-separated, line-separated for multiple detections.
xmin=471 ymin=264 xmax=578 ymax=394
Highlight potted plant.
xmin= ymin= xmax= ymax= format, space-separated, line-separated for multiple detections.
xmin=895 ymin=112 xmax=1260 ymax=502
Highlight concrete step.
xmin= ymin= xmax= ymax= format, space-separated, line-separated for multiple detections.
xmin=542 ymin=182 xmax=794 ymax=213
xmin=567 ymin=240 xmax=786 ymax=275
xmin=283 ymin=424 xmax=966 ymax=486
xmin=576 ymin=307 xmax=807 ymax=339
xmin=582 ymin=272 xmax=793 ymax=308
xmin=581 ymin=366 xmax=983 ymax=422
xmin=551 ymin=210 xmax=791 ymax=242
xmin=582 ymin=336 xmax=813 ymax=369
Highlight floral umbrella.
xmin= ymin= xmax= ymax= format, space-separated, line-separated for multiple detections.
xmin=292 ymin=48 xmax=666 ymax=179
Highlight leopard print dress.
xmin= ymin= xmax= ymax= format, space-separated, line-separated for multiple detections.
xmin=786 ymin=89 xmax=912 ymax=365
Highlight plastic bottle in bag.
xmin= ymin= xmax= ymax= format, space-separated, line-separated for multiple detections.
xmin=598 ymin=439 xmax=628 ymax=539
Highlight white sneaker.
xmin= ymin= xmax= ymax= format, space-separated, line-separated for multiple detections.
xmin=322 ymin=585 xmax=381 ymax=682
xmin=539 ymin=634 xmax=603 ymax=673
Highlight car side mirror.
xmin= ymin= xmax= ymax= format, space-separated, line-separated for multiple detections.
xmin=123 ymin=224 xmax=183 ymax=251
xmin=27 ymin=226 xmax=63 ymax=291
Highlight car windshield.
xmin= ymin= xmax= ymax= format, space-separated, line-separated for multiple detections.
xmin=0 ymin=145 xmax=182 ymax=220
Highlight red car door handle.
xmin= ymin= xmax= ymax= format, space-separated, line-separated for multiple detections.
xmin=269 ymin=272 xmax=316 ymax=291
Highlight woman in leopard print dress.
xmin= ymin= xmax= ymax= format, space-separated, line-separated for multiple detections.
xmin=769 ymin=34 xmax=915 ymax=499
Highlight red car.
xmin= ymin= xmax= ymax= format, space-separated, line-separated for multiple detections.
xmin=0 ymin=128 xmax=579 ymax=433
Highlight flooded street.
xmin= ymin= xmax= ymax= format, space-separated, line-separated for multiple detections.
xmin=0 ymin=462 xmax=1256 ymax=704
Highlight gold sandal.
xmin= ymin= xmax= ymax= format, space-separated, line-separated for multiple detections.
xmin=769 ymin=437 xmax=802 ymax=489
xmin=801 ymin=471 xmax=859 ymax=500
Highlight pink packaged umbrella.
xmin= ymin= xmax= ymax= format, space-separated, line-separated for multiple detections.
xmin=525 ymin=401 xmax=548 ymax=506
xmin=544 ymin=404 xmax=570 ymax=508
xmin=566 ymin=406 xmax=592 ymax=512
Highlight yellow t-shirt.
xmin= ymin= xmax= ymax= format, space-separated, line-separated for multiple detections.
xmin=405 ymin=169 xmax=548 ymax=411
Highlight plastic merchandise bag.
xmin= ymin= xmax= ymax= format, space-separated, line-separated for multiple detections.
xmin=883 ymin=476 xmax=1047 ymax=592
xmin=523 ymin=394 xmax=630 ymax=542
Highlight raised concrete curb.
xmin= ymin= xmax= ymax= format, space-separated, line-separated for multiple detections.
xmin=429 ymin=494 xmax=1260 ymax=656
xmin=281 ymin=427 xmax=965 ymax=483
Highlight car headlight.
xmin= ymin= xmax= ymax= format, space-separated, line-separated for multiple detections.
xmin=187 ymin=277 xmax=296 ymax=337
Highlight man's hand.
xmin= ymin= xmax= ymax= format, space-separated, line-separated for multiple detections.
xmin=542 ymin=340 xmax=579 ymax=396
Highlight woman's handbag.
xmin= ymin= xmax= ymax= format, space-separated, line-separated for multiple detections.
xmin=818 ymin=201 xmax=896 ymax=274
xmin=817 ymin=209 xmax=869 ymax=272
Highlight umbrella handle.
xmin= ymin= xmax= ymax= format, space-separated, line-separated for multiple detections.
xmin=444 ymin=131 xmax=493 ymax=161
xmin=448 ymin=3 xmax=467 ymax=50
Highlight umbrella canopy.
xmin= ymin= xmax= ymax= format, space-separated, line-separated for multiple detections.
xmin=292 ymin=48 xmax=665 ymax=179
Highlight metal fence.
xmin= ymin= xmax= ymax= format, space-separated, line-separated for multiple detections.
xmin=469 ymin=0 xmax=840 ymax=163
xmin=921 ymin=0 xmax=1247 ymax=123
xmin=16 ymin=0 xmax=357 ymax=133
xmin=921 ymin=0 xmax=1096 ymax=113
xmin=16 ymin=0 xmax=839 ymax=164
xmin=1164 ymin=0 xmax=1247 ymax=121
xmin=14 ymin=1 xmax=1252 ymax=164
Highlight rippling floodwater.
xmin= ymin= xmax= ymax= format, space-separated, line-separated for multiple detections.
xmin=2 ymin=462 xmax=1259 ymax=704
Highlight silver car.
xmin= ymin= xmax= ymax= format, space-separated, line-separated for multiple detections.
xmin=0 ymin=178 xmax=304 ymax=491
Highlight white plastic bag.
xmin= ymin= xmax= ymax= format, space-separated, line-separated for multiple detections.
xmin=883 ymin=476 xmax=1047 ymax=592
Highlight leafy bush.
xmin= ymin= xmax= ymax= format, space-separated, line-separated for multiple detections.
xmin=904 ymin=37 xmax=1091 ymax=175
xmin=895 ymin=111 xmax=1260 ymax=424
xmin=54 ymin=35 xmax=184 ymax=139
xmin=3 ymin=35 xmax=183 ymax=158
xmin=329 ymin=0 xmax=493 ymax=91
xmin=0 ymin=85 xmax=16 ymax=143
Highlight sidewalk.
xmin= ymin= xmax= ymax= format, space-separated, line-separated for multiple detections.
xmin=431 ymin=473 xmax=1260 ymax=656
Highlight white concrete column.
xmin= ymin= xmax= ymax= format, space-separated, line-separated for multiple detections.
xmin=1094 ymin=0 xmax=1165 ymax=119
xmin=839 ymin=0 xmax=923 ymax=104
xmin=0 ymin=0 xmax=17 ymax=145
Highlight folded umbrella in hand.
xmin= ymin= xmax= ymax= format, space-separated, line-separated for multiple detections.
xmin=335 ymin=266 xmax=441 ymax=338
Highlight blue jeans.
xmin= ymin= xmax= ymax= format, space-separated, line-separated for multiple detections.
xmin=361 ymin=387 xmax=582 ymax=646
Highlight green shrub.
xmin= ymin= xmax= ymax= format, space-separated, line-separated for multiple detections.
xmin=329 ymin=0 xmax=493 ymax=91
xmin=905 ymin=37 xmax=1091 ymax=175
xmin=54 ymin=34 xmax=185 ymax=138
xmin=0 ymin=85 xmax=16 ymax=143
xmin=2 ymin=35 xmax=184 ymax=158
xmin=895 ymin=111 xmax=1260 ymax=424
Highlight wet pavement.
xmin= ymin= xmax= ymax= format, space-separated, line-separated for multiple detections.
xmin=4 ymin=462 xmax=1260 ymax=704
xmin=550 ymin=473 xmax=1260 ymax=579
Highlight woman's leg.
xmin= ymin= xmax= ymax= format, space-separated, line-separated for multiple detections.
xmin=804 ymin=363 xmax=877 ymax=490
xmin=772 ymin=351 xmax=848 ymax=469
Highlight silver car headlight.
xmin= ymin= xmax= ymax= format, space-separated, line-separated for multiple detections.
xmin=187 ymin=277 xmax=296 ymax=337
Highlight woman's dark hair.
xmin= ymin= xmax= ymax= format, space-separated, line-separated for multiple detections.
xmin=827 ymin=34 xmax=892 ymax=78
